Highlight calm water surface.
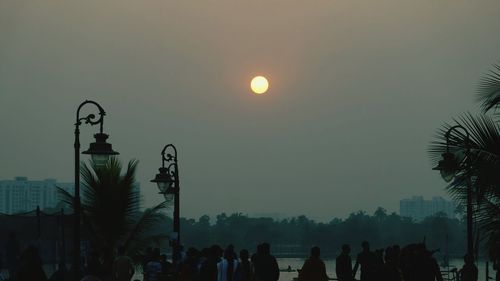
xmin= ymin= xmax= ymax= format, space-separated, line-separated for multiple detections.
xmin=276 ymin=258 xmax=490 ymax=281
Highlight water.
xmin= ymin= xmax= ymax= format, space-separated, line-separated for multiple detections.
xmin=275 ymin=258 xmax=490 ymax=281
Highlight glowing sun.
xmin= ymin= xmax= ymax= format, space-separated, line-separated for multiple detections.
xmin=250 ymin=76 xmax=269 ymax=94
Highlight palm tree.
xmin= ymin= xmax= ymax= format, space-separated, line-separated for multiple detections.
xmin=430 ymin=63 xmax=500 ymax=259
xmin=478 ymin=63 xmax=500 ymax=113
xmin=59 ymin=157 xmax=169 ymax=266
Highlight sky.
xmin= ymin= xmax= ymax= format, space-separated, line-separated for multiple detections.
xmin=1 ymin=1 xmax=500 ymax=222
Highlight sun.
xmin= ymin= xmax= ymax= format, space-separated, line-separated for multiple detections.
xmin=250 ymin=76 xmax=269 ymax=94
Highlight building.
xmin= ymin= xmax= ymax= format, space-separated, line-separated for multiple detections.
xmin=399 ymin=196 xmax=456 ymax=221
xmin=0 ymin=177 xmax=74 ymax=214
xmin=0 ymin=177 xmax=141 ymax=214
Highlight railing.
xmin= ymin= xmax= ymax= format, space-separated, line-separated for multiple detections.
xmin=441 ymin=269 xmax=458 ymax=281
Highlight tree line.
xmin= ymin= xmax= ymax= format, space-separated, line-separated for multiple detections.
xmin=156 ymin=208 xmax=466 ymax=258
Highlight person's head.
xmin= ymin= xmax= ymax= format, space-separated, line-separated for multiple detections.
xmin=261 ymin=243 xmax=270 ymax=255
xmin=201 ymin=248 xmax=210 ymax=258
xmin=342 ymin=244 xmax=351 ymax=254
xmin=211 ymin=244 xmax=222 ymax=258
xmin=362 ymin=241 xmax=370 ymax=251
xmin=240 ymin=249 xmax=249 ymax=261
xmin=225 ymin=245 xmax=235 ymax=259
xmin=152 ymin=248 xmax=160 ymax=260
xmin=464 ymin=254 xmax=474 ymax=264
xmin=257 ymin=244 xmax=263 ymax=254
xmin=224 ymin=247 xmax=234 ymax=260
xmin=187 ymin=247 xmax=199 ymax=259
xmin=160 ymin=254 xmax=167 ymax=262
xmin=311 ymin=246 xmax=320 ymax=258
xmin=117 ymin=246 xmax=126 ymax=256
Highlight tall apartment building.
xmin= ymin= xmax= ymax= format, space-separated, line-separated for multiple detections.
xmin=0 ymin=177 xmax=74 ymax=214
xmin=399 ymin=196 xmax=456 ymax=221
xmin=0 ymin=177 xmax=141 ymax=214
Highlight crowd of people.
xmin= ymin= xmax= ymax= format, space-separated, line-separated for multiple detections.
xmin=143 ymin=242 xmax=281 ymax=281
xmin=1 ymin=232 xmax=496 ymax=281
xmin=299 ymin=241 xmax=481 ymax=281
xmin=1 ymin=238 xmax=281 ymax=281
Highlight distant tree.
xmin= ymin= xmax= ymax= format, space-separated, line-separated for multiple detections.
xmin=159 ymin=210 xmax=465 ymax=257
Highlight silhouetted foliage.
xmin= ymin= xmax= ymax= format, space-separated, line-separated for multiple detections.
xmin=430 ymin=62 xmax=500 ymax=260
xmin=58 ymin=157 xmax=169 ymax=266
xmin=157 ymin=209 xmax=466 ymax=257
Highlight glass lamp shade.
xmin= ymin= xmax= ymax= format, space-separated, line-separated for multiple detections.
xmin=91 ymin=154 xmax=109 ymax=168
xmin=433 ymin=152 xmax=459 ymax=182
xmin=157 ymin=182 xmax=170 ymax=194
xmin=440 ymin=169 xmax=456 ymax=183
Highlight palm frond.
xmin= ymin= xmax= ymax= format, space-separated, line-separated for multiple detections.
xmin=56 ymin=186 xmax=74 ymax=207
xmin=58 ymin=157 xmax=172 ymax=264
xmin=429 ymin=112 xmax=500 ymax=258
xmin=122 ymin=201 xmax=169 ymax=251
xmin=428 ymin=113 xmax=500 ymax=202
xmin=477 ymin=63 xmax=500 ymax=113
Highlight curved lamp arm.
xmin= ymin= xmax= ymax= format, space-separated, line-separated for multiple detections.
xmin=75 ymin=100 xmax=106 ymax=132
xmin=161 ymin=144 xmax=178 ymax=168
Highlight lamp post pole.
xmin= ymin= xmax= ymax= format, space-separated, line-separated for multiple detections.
xmin=151 ymin=144 xmax=180 ymax=266
xmin=74 ymin=100 xmax=119 ymax=281
xmin=433 ymin=125 xmax=473 ymax=258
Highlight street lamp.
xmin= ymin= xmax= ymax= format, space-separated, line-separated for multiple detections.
xmin=74 ymin=100 xmax=118 ymax=280
xmin=433 ymin=125 xmax=473 ymax=258
xmin=151 ymin=144 xmax=181 ymax=267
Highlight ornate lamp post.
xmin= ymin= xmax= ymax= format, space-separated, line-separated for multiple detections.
xmin=433 ymin=125 xmax=473 ymax=258
xmin=151 ymin=144 xmax=181 ymax=266
xmin=74 ymin=100 xmax=118 ymax=280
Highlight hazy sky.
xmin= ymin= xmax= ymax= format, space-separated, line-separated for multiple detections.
xmin=1 ymin=1 xmax=500 ymax=222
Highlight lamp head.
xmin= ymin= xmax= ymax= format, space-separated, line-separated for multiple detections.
xmin=82 ymin=133 xmax=119 ymax=168
xmin=151 ymin=167 xmax=173 ymax=194
xmin=433 ymin=152 xmax=459 ymax=182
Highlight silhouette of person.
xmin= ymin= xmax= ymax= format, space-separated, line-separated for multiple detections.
xmin=5 ymin=232 xmax=20 ymax=280
xmin=253 ymin=243 xmax=279 ymax=281
xmin=382 ymin=246 xmax=402 ymax=281
xmin=48 ymin=263 xmax=70 ymax=281
xmin=494 ymin=259 xmax=500 ymax=281
xmin=400 ymin=243 xmax=442 ymax=281
xmin=142 ymin=247 xmax=153 ymax=280
xmin=336 ymin=244 xmax=353 ymax=281
xmin=159 ymin=254 xmax=173 ymax=275
xmin=352 ymin=241 xmax=377 ymax=281
xmin=179 ymin=247 xmax=200 ymax=281
xmin=199 ymin=245 xmax=219 ymax=281
xmin=85 ymin=250 xmax=103 ymax=279
xmin=144 ymin=248 xmax=162 ymax=281
xmin=459 ymin=254 xmax=478 ymax=281
xmin=235 ymin=249 xmax=254 ymax=281
xmin=217 ymin=247 xmax=239 ymax=281
xmin=14 ymin=246 xmax=47 ymax=281
xmin=298 ymin=246 xmax=329 ymax=281
xmin=112 ymin=246 xmax=134 ymax=281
